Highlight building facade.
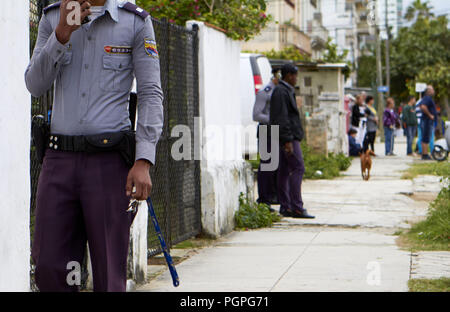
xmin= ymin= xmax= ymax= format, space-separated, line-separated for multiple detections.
xmin=242 ymin=0 xmax=328 ymax=59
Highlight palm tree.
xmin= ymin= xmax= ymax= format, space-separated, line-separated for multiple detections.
xmin=404 ymin=0 xmax=434 ymax=21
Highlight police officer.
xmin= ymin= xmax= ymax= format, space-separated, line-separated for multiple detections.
xmin=252 ymin=68 xmax=279 ymax=206
xmin=25 ymin=0 xmax=163 ymax=292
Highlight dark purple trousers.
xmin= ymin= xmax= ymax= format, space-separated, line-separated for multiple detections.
xmin=277 ymin=141 xmax=305 ymax=212
xmin=257 ymin=128 xmax=278 ymax=204
xmin=32 ymin=149 xmax=136 ymax=292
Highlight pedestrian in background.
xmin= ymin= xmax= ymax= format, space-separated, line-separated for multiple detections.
xmin=270 ymin=64 xmax=314 ymax=219
xmin=402 ymin=96 xmax=417 ymax=156
xmin=420 ymin=85 xmax=438 ymax=160
xmin=383 ymin=98 xmax=398 ymax=156
xmin=348 ymin=129 xmax=362 ymax=156
xmin=351 ymin=95 xmax=366 ymax=146
xmin=415 ymin=92 xmax=424 ymax=154
xmin=252 ymin=68 xmax=280 ymax=206
xmin=363 ymin=95 xmax=378 ymax=153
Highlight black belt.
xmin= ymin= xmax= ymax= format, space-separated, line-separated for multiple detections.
xmin=47 ymin=131 xmax=136 ymax=166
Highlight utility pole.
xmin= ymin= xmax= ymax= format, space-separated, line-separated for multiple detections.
xmin=375 ymin=5 xmax=384 ymax=136
xmin=385 ymin=0 xmax=391 ymax=97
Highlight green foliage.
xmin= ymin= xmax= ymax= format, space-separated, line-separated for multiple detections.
xmin=403 ymin=184 xmax=450 ymax=251
xmin=404 ymin=0 xmax=434 ymax=22
xmin=235 ymin=193 xmax=281 ymax=229
xmin=136 ymin=0 xmax=271 ymax=41
xmin=320 ymin=38 xmax=349 ymax=64
xmin=318 ymin=38 xmax=352 ymax=79
xmin=253 ymin=46 xmax=311 ymax=62
xmin=301 ymin=142 xmax=352 ymax=179
xmin=357 ymin=54 xmax=376 ymax=88
xmin=246 ymin=154 xmax=260 ymax=171
xmin=390 ymin=13 xmax=450 ymax=102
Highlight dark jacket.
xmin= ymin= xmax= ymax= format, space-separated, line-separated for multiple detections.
xmin=348 ymin=135 xmax=361 ymax=156
xmin=270 ymin=80 xmax=304 ymax=144
xmin=401 ymin=105 xmax=418 ymax=127
xmin=351 ymin=103 xmax=365 ymax=127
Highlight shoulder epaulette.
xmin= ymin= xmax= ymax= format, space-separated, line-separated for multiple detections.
xmin=43 ymin=1 xmax=61 ymax=14
xmin=119 ymin=2 xmax=149 ymax=19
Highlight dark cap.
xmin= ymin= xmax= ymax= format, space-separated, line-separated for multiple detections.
xmin=281 ymin=63 xmax=298 ymax=78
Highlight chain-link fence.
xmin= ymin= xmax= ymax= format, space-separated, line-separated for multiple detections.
xmin=29 ymin=0 xmax=201 ymax=285
xmin=148 ymin=19 xmax=201 ymax=255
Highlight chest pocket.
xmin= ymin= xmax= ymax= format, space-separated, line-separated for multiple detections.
xmin=100 ymin=55 xmax=133 ymax=92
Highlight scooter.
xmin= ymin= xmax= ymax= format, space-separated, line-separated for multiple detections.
xmin=432 ymin=121 xmax=450 ymax=161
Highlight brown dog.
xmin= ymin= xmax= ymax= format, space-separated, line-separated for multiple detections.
xmin=360 ymin=149 xmax=375 ymax=181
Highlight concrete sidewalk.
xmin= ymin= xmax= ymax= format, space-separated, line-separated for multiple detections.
xmin=138 ymin=138 xmax=441 ymax=292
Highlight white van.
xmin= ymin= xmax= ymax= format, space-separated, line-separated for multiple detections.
xmin=240 ymin=53 xmax=273 ymax=157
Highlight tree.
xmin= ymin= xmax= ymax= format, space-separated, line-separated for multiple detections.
xmin=390 ymin=14 xmax=450 ymax=103
xmin=255 ymin=46 xmax=311 ymax=62
xmin=319 ymin=38 xmax=352 ymax=79
xmin=320 ymin=38 xmax=349 ymax=64
xmin=404 ymin=0 xmax=434 ymax=22
xmin=356 ymin=54 xmax=376 ymax=88
xmin=136 ymin=0 xmax=271 ymax=41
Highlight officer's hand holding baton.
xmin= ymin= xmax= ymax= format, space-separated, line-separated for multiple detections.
xmin=55 ymin=0 xmax=92 ymax=44
xmin=126 ymin=160 xmax=153 ymax=201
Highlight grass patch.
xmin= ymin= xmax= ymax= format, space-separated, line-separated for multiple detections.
xmin=235 ymin=193 xmax=281 ymax=230
xmin=408 ymin=278 xmax=450 ymax=292
xmin=399 ymin=185 xmax=450 ymax=251
xmin=173 ymin=238 xmax=214 ymax=249
xmin=401 ymin=161 xmax=450 ymax=180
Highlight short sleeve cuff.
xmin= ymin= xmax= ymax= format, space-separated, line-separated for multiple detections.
xmin=43 ymin=31 xmax=70 ymax=64
xmin=136 ymin=141 xmax=156 ymax=165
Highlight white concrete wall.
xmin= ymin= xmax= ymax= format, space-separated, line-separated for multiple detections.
xmin=0 ymin=0 xmax=31 ymax=291
xmin=187 ymin=21 xmax=253 ymax=238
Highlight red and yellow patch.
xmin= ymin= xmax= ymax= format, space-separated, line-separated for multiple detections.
xmin=144 ymin=38 xmax=159 ymax=58
xmin=104 ymin=46 xmax=132 ymax=54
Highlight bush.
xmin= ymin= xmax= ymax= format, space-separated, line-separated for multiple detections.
xmin=301 ymin=142 xmax=352 ymax=179
xmin=247 ymin=142 xmax=352 ymax=179
xmin=235 ymin=193 xmax=281 ymax=229
xmin=137 ymin=0 xmax=271 ymax=41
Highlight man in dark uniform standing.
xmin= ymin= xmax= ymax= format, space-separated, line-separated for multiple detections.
xmin=25 ymin=0 xmax=163 ymax=291
xmin=270 ymin=64 xmax=314 ymax=219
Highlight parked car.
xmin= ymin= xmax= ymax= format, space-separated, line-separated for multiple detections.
xmin=239 ymin=53 xmax=272 ymax=157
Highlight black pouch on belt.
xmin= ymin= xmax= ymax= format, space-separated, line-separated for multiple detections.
xmin=31 ymin=115 xmax=50 ymax=164
xmin=84 ymin=131 xmax=136 ymax=167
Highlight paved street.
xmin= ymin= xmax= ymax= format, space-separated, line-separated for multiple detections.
xmin=138 ymin=138 xmax=442 ymax=292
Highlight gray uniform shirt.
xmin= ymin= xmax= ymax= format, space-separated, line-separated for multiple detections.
xmin=252 ymin=81 xmax=275 ymax=124
xmin=25 ymin=0 xmax=163 ymax=164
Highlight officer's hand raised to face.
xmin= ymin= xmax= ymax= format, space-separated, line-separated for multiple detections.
xmin=126 ymin=160 xmax=153 ymax=201
xmin=55 ymin=0 xmax=91 ymax=44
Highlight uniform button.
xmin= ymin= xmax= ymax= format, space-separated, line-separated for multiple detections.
xmin=88 ymin=36 xmax=92 ymax=41
xmin=82 ymin=93 xmax=86 ymax=97
xmin=84 ymin=64 xmax=89 ymax=69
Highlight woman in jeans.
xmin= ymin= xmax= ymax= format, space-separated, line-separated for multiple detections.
xmin=401 ymin=96 xmax=418 ymax=155
xmin=383 ymin=98 xmax=398 ymax=156
xmin=363 ymin=95 xmax=378 ymax=153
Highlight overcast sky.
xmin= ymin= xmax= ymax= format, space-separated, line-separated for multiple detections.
xmin=402 ymin=0 xmax=450 ymax=17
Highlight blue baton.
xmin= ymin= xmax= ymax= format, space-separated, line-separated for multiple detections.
xmin=146 ymin=197 xmax=180 ymax=287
